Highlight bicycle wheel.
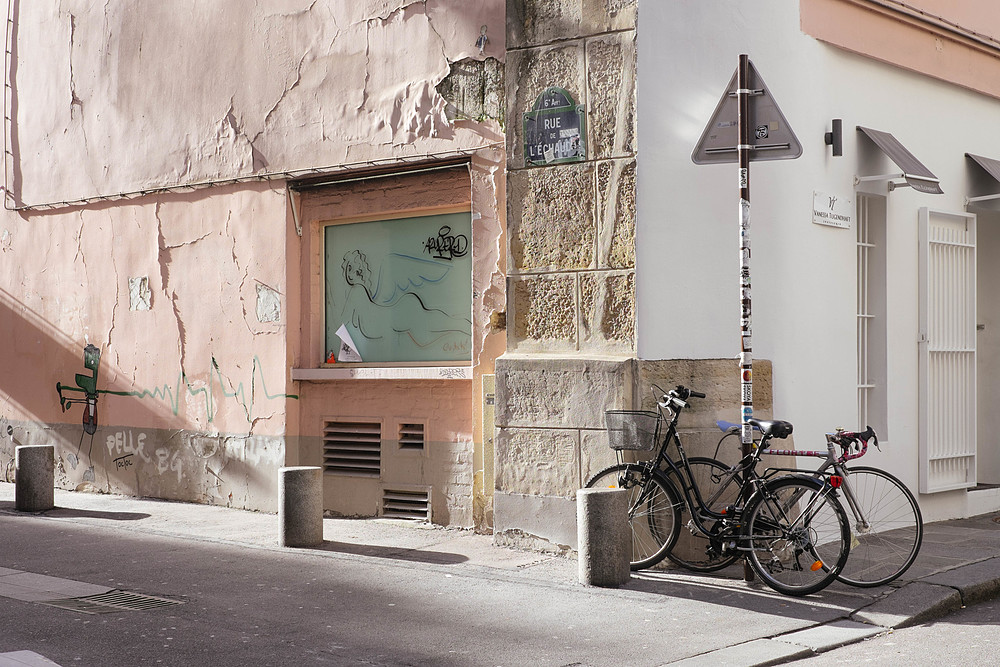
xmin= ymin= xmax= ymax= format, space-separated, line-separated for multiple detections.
xmin=586 ymin=464 xmax=681 ymax=570
xmin=663 ymin=457 xmax=742 ymax=572
xmin=836 ymin=466 xmax=923 ymax=587
xmin=743 ymin=475 xmax=851 ymax=596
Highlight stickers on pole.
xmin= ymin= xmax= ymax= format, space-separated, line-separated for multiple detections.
xmin=692 ymin=60 xmax=802 ymax=165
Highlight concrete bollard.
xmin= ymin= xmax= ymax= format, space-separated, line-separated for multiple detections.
xmin=15 ymin=445 xmax=55 ymax=512
xmin=279 ymin=466 xmax=324 ymax=547
xmin=577 ymin=487 xmax=630 ymax=587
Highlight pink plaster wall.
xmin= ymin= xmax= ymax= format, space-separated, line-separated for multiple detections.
xmin=11 ymin=1 xmax=505 ymax=207
xmin=801 ymin=0 xmax=1000 ymax=99
xmin=1 ymin=1 xmax=505 ymax=517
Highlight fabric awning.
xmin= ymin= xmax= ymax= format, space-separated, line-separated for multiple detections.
xmin=966 ymin=153 xmax=1000 ymax=183
xmin=857 ymin=126 xmax=943 ymax=194
xmin=965 ymin=153 xmax=1000 ymax=205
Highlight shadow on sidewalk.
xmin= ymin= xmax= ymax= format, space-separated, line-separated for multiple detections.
xmin=626 ymin=566 xmax=875 ymax=624
xmin=313 ymin=540 xmax=469 ymax=565
xmin=0 ymin=500 xmax=150 ymax=521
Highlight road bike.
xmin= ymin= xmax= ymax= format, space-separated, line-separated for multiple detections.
xmin=711 ymin=421 xmax=923 ymax=587
xmin=586 ymin=386 xmax=852 ymax=597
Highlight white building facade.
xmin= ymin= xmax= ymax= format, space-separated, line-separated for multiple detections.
xmin=637 ymin=0 xmax=1000 ymax=523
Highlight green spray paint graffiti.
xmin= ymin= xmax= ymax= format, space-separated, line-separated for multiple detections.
xmin=105 ymin=356 xmax=299 ymax=423
xmin=57 ymin=346 xmax=298 ymax=428
xmin=56 ymin=344 xmax=102 ymax=434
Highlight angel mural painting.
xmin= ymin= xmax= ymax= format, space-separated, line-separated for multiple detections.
xmin=325 ymin=213 xmax=474 ymax=363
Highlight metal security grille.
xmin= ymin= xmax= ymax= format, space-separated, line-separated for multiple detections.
xmin=857 ymin=195 xmax=888 ymax=440
xmin=398 ymin=423 xmax=425 ymax=450
xmin=323 ymin=420 xmax=381 ymax=477
xmin=382 ymin=489 xmax=430 ymax=520
xmin=43 ymin=590 xmax=184 ymax=614
xmin=919 ymin=208 xmax=977 ymax=493
xmin=858 ymin=197 xmax=875 ymax=428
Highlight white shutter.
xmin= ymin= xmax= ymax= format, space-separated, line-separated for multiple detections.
xmin=918 ymin=208 xmax=977 ymax=493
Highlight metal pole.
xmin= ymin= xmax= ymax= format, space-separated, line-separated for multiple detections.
xmin=737 ymin=53 xmax=754 ymax=582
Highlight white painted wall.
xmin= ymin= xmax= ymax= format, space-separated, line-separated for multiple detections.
xmin=637 ymin=0 xmax=1000 ymax=521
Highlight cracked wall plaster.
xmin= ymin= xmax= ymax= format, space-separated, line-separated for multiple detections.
xmin=13 ymin=1 xmax=505 ymax=205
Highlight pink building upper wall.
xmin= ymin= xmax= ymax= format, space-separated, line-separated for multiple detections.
xmin=801 ymin=0 xmax=1000 ymax=99
xmin=11 ymin=1 xmax=504 ymax=207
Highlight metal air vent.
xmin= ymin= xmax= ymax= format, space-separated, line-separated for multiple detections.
xmin=382 ymin=488 xmax=430 ymax=520
xmin=323 ymin=420 xmax=381 ymax=477
xmin=398 ymin=423 xmax=425 ymax=451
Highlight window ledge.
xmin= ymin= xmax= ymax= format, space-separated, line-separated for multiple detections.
xmin=291 ymin=366 xmax=473 ymax=381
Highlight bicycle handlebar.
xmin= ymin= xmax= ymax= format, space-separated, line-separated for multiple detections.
xmin=655 ymin=385 xmax=706 ymax=411
xmin=829 ymin=425 xmax=879 ymax=462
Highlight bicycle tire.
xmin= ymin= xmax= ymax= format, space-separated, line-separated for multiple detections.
xmin=662 ymin=457 xmax=742 ymax=572
xmin=586 ymin=463 xmax=682 ymax=570
xmin=743 ymin=475 xmax=851 ymax=596
xmin=836 ymin=466 xmax=923 ymax=587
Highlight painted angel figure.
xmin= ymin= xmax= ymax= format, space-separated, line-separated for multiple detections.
xmin=338 ymin=250 xmax=471 ymax=358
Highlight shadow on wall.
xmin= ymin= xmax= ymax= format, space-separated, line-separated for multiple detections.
xmin=0 ymin=290 xmax=288 ymax=512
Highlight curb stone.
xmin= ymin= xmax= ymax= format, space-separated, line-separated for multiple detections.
xmin=850 ymin=580 xmax=962 ymax=629
xmin=921 ymin=556 xmax=1000 ymax=607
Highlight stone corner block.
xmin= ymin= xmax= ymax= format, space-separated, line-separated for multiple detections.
xmin=506 ymin=44 xmax=586 ymax=169
xmin=495 ymin=427 xmax=580 ymax=497
xmin=493 ymin=491 xmax=578 ymax=552
xmin=495 ymin=355 xmax=635 ymax=428
xmin=508 ymin=164 xmax=596 ymax=272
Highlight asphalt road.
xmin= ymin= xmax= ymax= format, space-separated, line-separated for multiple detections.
xmin=1 ymin=513 xmax=784 ymax=667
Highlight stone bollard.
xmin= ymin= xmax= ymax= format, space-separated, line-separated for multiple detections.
xmin=15 ymin=445 xmax=55 ymax=512
xmin=279 ymin=466 xmax=324 ymax=547
xmin=577 ymin=487 xmax=630 ymax=587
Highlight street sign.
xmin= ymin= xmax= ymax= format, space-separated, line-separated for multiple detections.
xmin=523 ymin=87 xmax=586 ymax=166
xmin=692 ymin=61 xmax=802 ymax=165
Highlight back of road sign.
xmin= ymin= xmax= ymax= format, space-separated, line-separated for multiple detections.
xmin=691 ymin=60 xmax=802 ymax=165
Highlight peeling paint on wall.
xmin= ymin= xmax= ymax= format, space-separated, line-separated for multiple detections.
xmin=437 ymin=57 xmax=505 ymax=124
xmin=128 ymin=276 xmax=151 ymax=311
xmin=12 ymin=1 xmax=506 ymax=206
xmin=255 ymin=283 xmax=281 ymax=323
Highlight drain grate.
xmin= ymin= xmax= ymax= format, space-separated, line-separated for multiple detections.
xmin=42 ymin=590 xmax=185 ymax=614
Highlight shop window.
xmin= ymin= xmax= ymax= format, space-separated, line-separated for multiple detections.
xmin=324 ymin=211 xmax=473 ymax=363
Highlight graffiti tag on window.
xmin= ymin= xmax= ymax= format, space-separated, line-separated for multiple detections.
xmin=423 ymin=226 xmax=468 ymax=261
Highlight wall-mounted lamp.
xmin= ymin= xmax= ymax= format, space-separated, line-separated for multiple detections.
xmin=825 ymin=119 xmax=843 ymax=157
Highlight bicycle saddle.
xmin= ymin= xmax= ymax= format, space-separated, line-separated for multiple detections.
xmin=748 ymin=419 xmax=793 ymax=439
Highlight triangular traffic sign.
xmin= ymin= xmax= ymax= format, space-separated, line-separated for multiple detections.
xmin=692 ymin=60 xmax=802 ymax=164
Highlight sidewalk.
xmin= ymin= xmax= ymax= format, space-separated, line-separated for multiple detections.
xmin=3 ymin=482 xmax=1000 ymax=666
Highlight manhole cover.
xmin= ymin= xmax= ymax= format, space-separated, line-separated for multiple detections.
xmin=42 ymin=590 xmax=185 ymax=614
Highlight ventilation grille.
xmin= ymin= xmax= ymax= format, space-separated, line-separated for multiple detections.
xmin=399 ymin=423 xmax=425 ymax=451
xmin=382 ymin=489 xmax=430 ymax=520
xmin=42 ymin=590 xmax=185 ymax=614
xmin=323 ymin=421 xmax=381 ymax=477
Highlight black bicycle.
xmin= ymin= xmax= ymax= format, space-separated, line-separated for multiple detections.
xmin=586 ymin=385 xmax=852 ymax=597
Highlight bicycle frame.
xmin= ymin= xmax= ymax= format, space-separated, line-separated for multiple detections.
xmin=761 ymin=431 xmax=874 ymax=532
xmin=644 ymin=402 xmax=778 ymax=544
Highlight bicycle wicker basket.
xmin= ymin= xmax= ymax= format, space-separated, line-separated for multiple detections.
xmin=605 ymin=410 xmax=661 ymax=451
